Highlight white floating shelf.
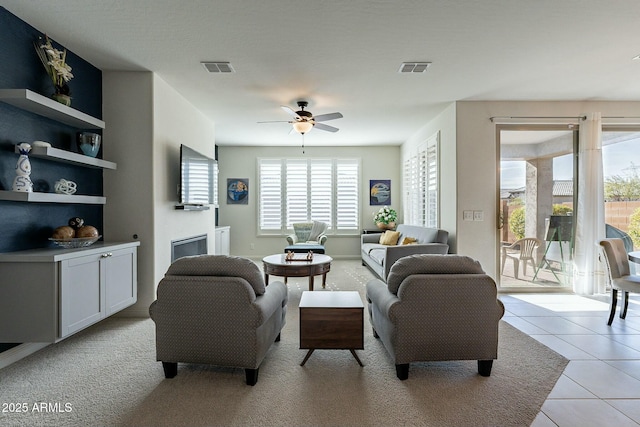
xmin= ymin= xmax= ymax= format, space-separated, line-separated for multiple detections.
xmin=0 ymin=190 xmax=106 ymax=205
xmin=0 ymin=89 xmax=105 ymax=129
xmin=16 ymin=145 xmax=117 ymax=170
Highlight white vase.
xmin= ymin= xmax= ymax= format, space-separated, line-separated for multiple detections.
xmin=12 ymin=143 xmax=32 ymax=192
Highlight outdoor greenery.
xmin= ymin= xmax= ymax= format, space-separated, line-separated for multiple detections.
xmin=604 ymin=166 xmax=640 ymax=201
xmin=629 ymin=208 xmax=640 ymax=249
xmin=508 ymin=204 xmax=573 ymax=240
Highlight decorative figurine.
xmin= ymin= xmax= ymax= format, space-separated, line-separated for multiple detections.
xmin=12 ymin=142 xmax=33 ymax=192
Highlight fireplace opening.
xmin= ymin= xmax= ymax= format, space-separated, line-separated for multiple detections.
xmin=171 ymin=234 xmax=208 ymax=263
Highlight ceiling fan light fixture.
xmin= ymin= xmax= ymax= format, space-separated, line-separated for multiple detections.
xmin=293 ymin=121 xmax=313 ymax=134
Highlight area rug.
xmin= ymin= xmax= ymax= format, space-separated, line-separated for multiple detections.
xmin=0 ymin=260 xmax=568 ymax=427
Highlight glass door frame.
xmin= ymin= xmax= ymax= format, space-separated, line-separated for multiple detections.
xmin=496 ymin=124 xmax=578 ymax=293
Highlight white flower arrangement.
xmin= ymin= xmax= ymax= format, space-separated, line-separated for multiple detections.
xmin=34 ymin=35 xmax=74 ymax=93
xmin=373 ymin=206 xmax=397 ymax=224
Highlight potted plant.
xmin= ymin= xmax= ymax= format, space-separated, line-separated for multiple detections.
xmin=374 ymin=206 xmax=397 ymax=230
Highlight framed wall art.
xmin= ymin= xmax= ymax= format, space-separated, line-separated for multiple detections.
xmin=370 ymin=179 xmax=391 ymax=205
xmin=227 ymin=178 xmax=249 ymax=205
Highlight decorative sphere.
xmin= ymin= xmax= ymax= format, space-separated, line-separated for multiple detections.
xmin=68 ymin=217 xmax=84 ymax=229
xmin=76 ymin=225 xmax=99 ymax=238
xmin=52 ymin=226 xmax=75 ymax=240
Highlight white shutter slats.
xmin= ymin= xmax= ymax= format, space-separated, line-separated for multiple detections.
xmin=259 ymin=158 xmax=359 ymax=234
xmin=286 ymin=160 xmax=309 ymax=226
xmin=310 ymin=159 xmax=333 ymax=225
xmin=336 ymin=159 xmax=359 ymax=230
xmin=403 ymin=132 xmax=439 ymax=228
xmin=259 ymin=160 xmax=282 ymax=230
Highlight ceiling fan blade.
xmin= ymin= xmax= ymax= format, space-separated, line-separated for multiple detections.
xmin=314 ymin=122 xmax=339 ymax=133
xmin=313 ymin=112 xmax=343 ymax=122
xmin=281 ymin=106 xmax=301 ymax=120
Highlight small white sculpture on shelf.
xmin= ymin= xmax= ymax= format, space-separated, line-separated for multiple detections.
xmin=54 ymin=179 xmax=77 ymax=195
xmin=32 ymin=140 xmax=51 ymax=148
xmin=12 ymin=142 xmax=33 ymax=192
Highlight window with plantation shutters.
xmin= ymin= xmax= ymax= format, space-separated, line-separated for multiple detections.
xmin=258 ymin=158 xmax=360 ymax=234
xmin=336 ymin=159 xmax=359 ymax=230
xmin=403 ymin=132 xmax=439 ymax=227
xmin=259 ymin=159 xmax=282 ymax=230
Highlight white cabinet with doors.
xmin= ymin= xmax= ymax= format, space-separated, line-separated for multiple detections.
xmin=0 ymin=241 xmax=139 ymax=342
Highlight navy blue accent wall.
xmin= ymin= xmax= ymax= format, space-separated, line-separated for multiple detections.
xmin=0 ymin=6 xmax=103 ymax=254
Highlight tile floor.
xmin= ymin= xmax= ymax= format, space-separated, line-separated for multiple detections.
xmin=502 ymin=293 xmax=640 ymax=426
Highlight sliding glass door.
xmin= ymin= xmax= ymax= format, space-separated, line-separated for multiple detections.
xmin=498 ymin=126 xmax=576 ymax=291
xmin=601 ymin=130 xmax=640 ymax=259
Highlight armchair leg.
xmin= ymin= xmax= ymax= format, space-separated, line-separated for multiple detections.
xmin=372 ymin=327 xmax=379 ymax=338
xmin=275 ymin=332 xmax=281 ymax=342
xmin=608 ymin=288 xmax=618 ymax=325
xmin=162 ymin=362 xmax=177 ymax=378
xmin=395 ymin=363 xmax=409 ymax=380
xmin=478 ymin=360 xmax=493 ymax=377
xmin=621 ymin=291 xmax=630 ymax=319
xmin=245 ymin=368 xmax=259 ymax=386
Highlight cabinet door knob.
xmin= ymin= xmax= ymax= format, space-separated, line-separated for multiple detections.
xmin=102 ymin=252 xmax=113 ymax=258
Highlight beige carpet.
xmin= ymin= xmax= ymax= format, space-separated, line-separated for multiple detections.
xmin=0 ymin=260 xmax=568 ymax=427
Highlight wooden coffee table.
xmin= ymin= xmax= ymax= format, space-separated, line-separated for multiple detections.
xmin=299 ymin=291 xmax=364 ymax=366
xmin=262 ymin=253 xmax=332 ymax=291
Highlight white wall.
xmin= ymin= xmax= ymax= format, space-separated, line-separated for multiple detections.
xmin=217 ymin=145 xmax=401 ymax=259
xmin=103 ymin=71 xmax=216 ymax=316
xmin=455 ymin=100 xmax=640 ymax=279
xmin=401 ymin=103 xmax=457 ymax=252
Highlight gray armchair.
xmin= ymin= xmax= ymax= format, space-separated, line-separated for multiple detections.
xmin=286 ymin=221 xmax=328 ymax=246
xmin=149 ymin=255 xmax=288 ymax=385
xmin=366 ymin=254 xmax=504 ymax=380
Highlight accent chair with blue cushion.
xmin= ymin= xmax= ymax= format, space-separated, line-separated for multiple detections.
xmin=286 ymin=221 xmax=328 ymax=247
xmin=366 ymin=254 xmax=504 ymax=380
xmin=149 ymin=255 xmax=288 ymax=385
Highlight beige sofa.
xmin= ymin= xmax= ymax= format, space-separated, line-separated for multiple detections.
xmin=366 ymin=254 xmax=505 ymax=379
xmin=361 ymin=224 xmax=449 ymax=280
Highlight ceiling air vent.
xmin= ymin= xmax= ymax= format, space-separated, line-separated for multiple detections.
xmin=398 ymin=62 xmax=431 ymax=73
xmin=201 ymin=62 xmax=235 ymax=73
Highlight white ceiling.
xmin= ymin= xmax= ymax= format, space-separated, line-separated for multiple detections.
xmin=3 ymin=0 xmax=640 ymax=147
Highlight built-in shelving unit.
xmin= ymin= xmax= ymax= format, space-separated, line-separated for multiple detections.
xmin=0 ymin=88 xmax=115 ymax=205
xmin=15 ymin=145 xmax=117 ymax=170
xmin=0 ymin=89 xmax=105 ymax=129
xmin=0 ymin=190 xmax=105 ymax=205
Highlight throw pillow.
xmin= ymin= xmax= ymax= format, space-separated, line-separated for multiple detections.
xmin=379 ymin=231 xmax=387 ymax=244
xmin=402 ymin=237 xmax=417 ymax=245
xmin=380 ymin=230 xmax=401 ymax=245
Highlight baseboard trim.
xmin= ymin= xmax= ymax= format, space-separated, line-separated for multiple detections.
xmin=0 ymin=342 xmax=49 ymax=369
xmin=114 ymin=307 xmax=150 ymax=318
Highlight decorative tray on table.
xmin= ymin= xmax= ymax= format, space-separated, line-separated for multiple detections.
xmin=285 ymin=251 xmax=314 ymax=262
xmin=48 ymin=236 xmax=101 ymax=249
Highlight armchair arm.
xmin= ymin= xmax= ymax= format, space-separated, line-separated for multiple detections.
xmin=366 ymin=278 xmax=400 ymax=319
xmin=318 ymin=234 xmax=327 ymax=245
xmin=383 ymin=243 xmax=449 ymax=279
xmin=362 ymin=233 xmax=383 ymax=244
xmin=252 ymin=281 xmax=287 ymax=324
xmin=286 ymin=234 xmax=298 ymax=245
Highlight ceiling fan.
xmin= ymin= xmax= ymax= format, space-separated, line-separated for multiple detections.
xmin=259 ymin=101 xmax=343 ymax=134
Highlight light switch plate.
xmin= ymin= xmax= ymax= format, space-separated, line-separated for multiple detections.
xmin=463 ymin=210 xmax=473 ymax=221
xmin=473 ymin=210 xmax=484 ymax=221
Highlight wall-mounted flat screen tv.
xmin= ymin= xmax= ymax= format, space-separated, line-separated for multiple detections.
xmin=178 ymin=144 xmax=217 ymax=209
